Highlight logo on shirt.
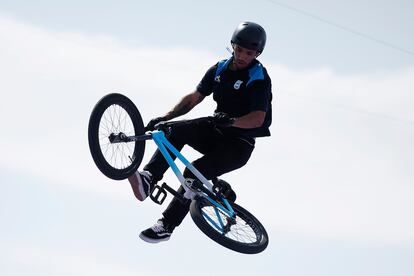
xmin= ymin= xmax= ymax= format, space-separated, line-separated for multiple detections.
xmin=214 ymin=75 xmax=221 ymax=83
xmin=234 ymin=80 xmax=243 ymax=90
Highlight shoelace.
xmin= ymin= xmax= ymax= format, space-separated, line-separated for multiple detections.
xmin=152 ymin=221 xmax=166 ymax=233
xmin=141 ymin=171 xmax=154 ymax=184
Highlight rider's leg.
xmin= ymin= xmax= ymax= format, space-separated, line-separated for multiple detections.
xmin=128 ymin=122 xmax=220 ymax=201
xmin=142 ymin=121 xmax=217 ymax=181
xmin=161 ymin=137 xmax=255 ymax=229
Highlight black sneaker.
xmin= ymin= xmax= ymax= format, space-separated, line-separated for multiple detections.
xmin=139 ymin=219 xmax=174 ymax=243
xmin=130 ymin=170 xmax=154 ymax=201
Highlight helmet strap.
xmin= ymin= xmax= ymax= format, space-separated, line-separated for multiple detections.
xmin=226 ymin=46 xmax=233 ymax=55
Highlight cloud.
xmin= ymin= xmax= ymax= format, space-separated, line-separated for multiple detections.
xmin=270 ymin=63 xmax=414 ymax=122
xmin=3 ymin=244 xmax=158 ymax=276
xmin=0 ymin=14 xmax=413 ymax=247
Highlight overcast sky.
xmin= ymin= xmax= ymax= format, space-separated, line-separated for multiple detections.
xmin=1 ymin=1 xmax=413 ymax=276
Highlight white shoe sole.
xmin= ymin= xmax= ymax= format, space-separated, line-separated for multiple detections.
xmin=139 ymin=233 xmax=171 ymax=243
xmin=130 ymin=172 xmax=149 ymax=201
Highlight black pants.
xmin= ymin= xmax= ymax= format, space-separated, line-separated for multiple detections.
xmin=143 ymin=121 xmax=255 ymax=228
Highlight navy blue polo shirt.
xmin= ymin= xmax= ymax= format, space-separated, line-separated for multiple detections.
xmin=197 ymin=57 xmax=272 ymax=138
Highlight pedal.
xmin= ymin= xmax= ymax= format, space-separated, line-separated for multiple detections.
xmin=150 ymin=184 xmax=167 ymax=205
xmin=149 ymin=182 xmax=189 ymax=205
xmin=212 ymin=178 xmax=237 ymax=202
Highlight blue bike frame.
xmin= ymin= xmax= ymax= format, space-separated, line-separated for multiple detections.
xmin=150 ymin=130 xmax=235 ymax=225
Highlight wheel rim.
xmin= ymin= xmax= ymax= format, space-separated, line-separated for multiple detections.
xmin=201 ymin=205 xmax=263 ymax=245
xmin=98 ymin=103 xmax=136 ymax=170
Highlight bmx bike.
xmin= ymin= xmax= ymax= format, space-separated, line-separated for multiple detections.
xmin=88 ymin=93 xmax=269 ymax=254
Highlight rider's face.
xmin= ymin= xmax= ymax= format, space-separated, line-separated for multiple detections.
xmin=232 ymin=44 xmax=259 ymax=70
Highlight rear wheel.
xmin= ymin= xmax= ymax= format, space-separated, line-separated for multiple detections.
xmin=190 ymin=197 xmax=269 ymax=254
xmin=88 ymin=93 xmax=145 ymax=180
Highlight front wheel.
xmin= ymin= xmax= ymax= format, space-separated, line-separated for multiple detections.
xmin=190 ymin=198 xmax=269 ymax=254
xmin=88 ymin=93 xmax=146 ymax=180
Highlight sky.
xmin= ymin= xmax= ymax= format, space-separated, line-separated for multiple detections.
xmin=0 ymin=1 xmax=413 ymax=276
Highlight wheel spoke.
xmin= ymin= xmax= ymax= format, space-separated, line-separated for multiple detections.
xmin=201 ymin=204 xmax=260 ymax=245
xmin=98 ymin=103 xmax=136 ymax=170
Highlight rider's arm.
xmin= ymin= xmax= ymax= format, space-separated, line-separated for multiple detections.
xmin=163 ymin=91 xmax=205 ymax=120
xmin=232 ymin=111 xmax=266 ymax=129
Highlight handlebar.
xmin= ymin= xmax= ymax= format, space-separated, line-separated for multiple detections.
xmin=152 ymin=116 xmax=214 ymax=131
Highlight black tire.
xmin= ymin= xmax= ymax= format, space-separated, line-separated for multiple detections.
xmin=88 ymin=93 xmax=145 ymax=180
xmin=190 ymin=198 xmax=269 ymax=254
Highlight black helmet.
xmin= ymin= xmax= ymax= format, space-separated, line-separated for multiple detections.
xmin=231 ymin=22 xmax=267 ymax=53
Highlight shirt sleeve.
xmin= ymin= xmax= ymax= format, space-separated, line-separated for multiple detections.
xmin=196 ymin=64 xmax=217 ymax=96
xmin=248 ymin=77 xmax=272 ymax=112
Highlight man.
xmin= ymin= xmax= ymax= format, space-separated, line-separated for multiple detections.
xmin=128 ymin=21 xmax=272 ymax=243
